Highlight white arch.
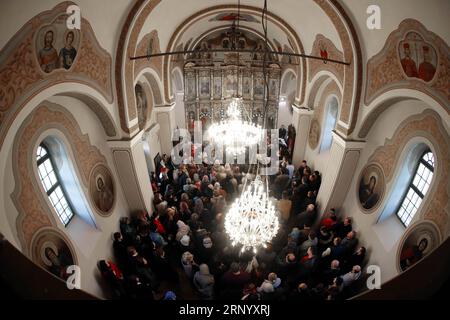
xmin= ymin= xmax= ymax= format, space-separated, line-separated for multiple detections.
xmin=171 ymin=67 xmax=184 ymax=93
xmin=135 ymin=67 xmax=165 ymax=106
xmin=358 ymin=89 xmax=450 ymax=139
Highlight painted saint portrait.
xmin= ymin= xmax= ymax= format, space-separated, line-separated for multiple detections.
xmin=38 ymin=29 xmax=59 ymax=73
xmin=36 ymin=19 xmax=80 ymax=73
xmin=200 ymin=77 xmax=210 ymax=97
xmin=308 ymin=118 xmax=321 ymax=150
xmin=90 ymin=165 xmax=115 ymax=215
xmin=253 ymin=42 xmax=265 ymax=61
xmin=399 ymin=222 xmax=440 ymax=272
xmin=254 ymin=77 xmax=265 ymax=98
xmin=185 ymin=77 xmax=196 ymax=98
xmin=243 ymin=77 xmax=251 ymax=96
xmin=59 ymin=30 xmax=77 ymax=70
xmin=213 ymin=77 xmax=222 ymax=98
xmin=269 ymin=79 xmax=278 ymax=97
xmin=32 ymin=229 xmax=76 ymax=281
xmin=224 ymin=73 xmax=237 ymax=97
xmin=187 ymin=109 xmax=196 ymax=133
xmin=398 ymin=32 xmax=437 ymax=82
xmin=358 ymin=164 xmax=385 ymax=211
xmin=222 ymin=38 xmax=230 ymax=49
xmin=135 ymin=84 xmax=148 ymax=130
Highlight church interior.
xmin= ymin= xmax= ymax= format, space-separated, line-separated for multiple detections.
xmin=0 ymin=0 xmax=449 ymax=302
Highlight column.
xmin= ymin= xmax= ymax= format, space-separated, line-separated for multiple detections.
xmin=108 ymin=131 xmax=154 ymax=214
xmin=154 ymin=103 xmax=177 ymax=156
xmin=315 ymin=131 xmax=366 ymax=215
xmin=292 ymin=105 xmax=314 ymax=165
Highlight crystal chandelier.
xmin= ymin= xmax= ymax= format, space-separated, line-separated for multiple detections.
xmin=207 ymin=97 xmax=263 ymax=155
xmin=224 ymin=175 xmax=280 ymax=253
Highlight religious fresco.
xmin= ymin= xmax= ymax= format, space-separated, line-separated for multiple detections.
xmin=253 ymin=74 xmax=265 ymax=99
xmin=242 ymin=76 xmax=252 ymax=98
xmin=223 ymin=70 xmax=237 ymax=98
xmin=365 ymin=19 xmax=449 ymax=110
xmin=208 ymin=12 xmax=259 ymax=23
xmin=35 ymin=17 xmax=80 ymax=73
xmin=213 ymin=74 xmax=222 ymax=99
xmin=269 ymin=78 xmax=279 ymax=98
xmin=399 ymin=32 xmax=437 ymax=82
xmin=183 ymin=29 xmax=281 ymax=132
xmin=308 ymin=118 xmax=321 ymax=150
xmin=309 ymin=34 xmax=344 ymax=84
xmin=184 ymin=68 xmax=196 ymax=101
xmin=135 ymin=84 xmax=148 ymax=130
xmin=358 ymin=164 xmax=385 ymax=212
xmin=89 ymin=164 xmax=115 ymax=215
xmin=199 ymin=74 xmax=211 ymax=98
xmin=398 ymin=221 xmax=441 ymax=272
xmin=31 ymin=228 xmax=76 ymax=281
xmin=185 ymin=103 xmax=197 ymax=134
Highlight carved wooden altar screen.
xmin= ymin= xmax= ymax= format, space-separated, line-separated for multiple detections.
xmin=183 ymin=31 xmax=281 ymax=134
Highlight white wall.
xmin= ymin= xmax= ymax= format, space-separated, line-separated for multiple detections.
xmin=341 ymin=0 xmax=450 ymax=63
xmin=0 ymin=96 xmax=130 ymax=298
xmin=338 ymin=99 xmax=446 ymax=283
xmin=0 ymin=0 xmax=134 ymax=56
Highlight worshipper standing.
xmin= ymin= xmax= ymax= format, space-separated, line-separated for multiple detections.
xmin=278 ymin=190 xmax=293 ymax=222
xmin=335 ymin=217 xmax=353 ymax=239
xmin=340 ymin=265 xmax=362 ymax=288
xmin=220 ymin=262 xmax=251 ymax=299
xmin=181 ymin=251 xmax=199 ymax=280
xmin=193 ymin=264 xmax=215 ymax=300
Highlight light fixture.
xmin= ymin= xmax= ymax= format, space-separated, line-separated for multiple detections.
xmin=206 ymin=1 xmax=263 ymax=156
xmin=222 ymin=0 xmax=281 ymax=252
xmin=224 ymin=175 xmax=279 ymax=253
xmin=207 ymin=97 xmax=263 ymax=156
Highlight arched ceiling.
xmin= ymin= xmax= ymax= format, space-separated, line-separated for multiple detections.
xmin=136 ymin=0 xmax=344 ymax=56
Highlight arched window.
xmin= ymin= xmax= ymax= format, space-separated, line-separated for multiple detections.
xmin=36 ymin=143 xmax=74 ymax=226
xmin=396 ymin=150 xmax=435 ymax=226
xmin=319 ymin=97 xmax=339 ymax=153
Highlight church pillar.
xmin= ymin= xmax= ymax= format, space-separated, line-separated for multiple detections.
xmin=292 ymin=106 xmax=314 ymax=165
xmin=108 ymin=131 xmax=154 ymax=214
xmin=154 ymin=103 xmax=177 ymax=156
xmin=315 ymin=132 xmax=366 ymax=215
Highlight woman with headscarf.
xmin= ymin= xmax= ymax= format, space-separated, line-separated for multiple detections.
xmin=176 ymin=220 xmax=191 ymax=242
xmin=179 ymin=201 xmax=190 ymax=219
xmin=211 ymin=189 xmax=226 ymax=215
xmin=193 ymin=264 xmax=215 ymax=300
xmin=193 ymin=197 xmax=204 ymax=215
xmin=200 ymin=175 xmax=210 ymax=195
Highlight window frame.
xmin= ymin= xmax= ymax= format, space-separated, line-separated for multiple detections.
xmin=319 ymin=96 xmax=339 ymax=153
xmin=395 ymin=149 xmax=434 ymax=227
xmin=36 ymin=143 xmax=75 ymax=226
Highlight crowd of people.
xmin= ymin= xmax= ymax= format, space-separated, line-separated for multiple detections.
xmin=97 ymin=132 xmax=367 ymax=300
